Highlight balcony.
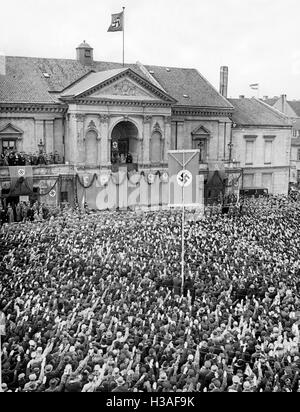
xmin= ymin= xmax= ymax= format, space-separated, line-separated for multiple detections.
xmin=0 ymin=164 xmax=75 ymax=180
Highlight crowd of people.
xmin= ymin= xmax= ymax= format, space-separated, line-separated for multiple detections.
xmin=0 ymin=149 xmax=63 ymax=167
xmin=0 ymin=196 xmax=300 ymax=392
xmin=0 ymin=201 xmax=53 ymax=226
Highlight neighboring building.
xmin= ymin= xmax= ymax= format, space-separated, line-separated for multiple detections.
xmin=228 ymin=97 xmax=292 ymax=195
xmin=263 ymin=95 xmax=300 ymax=186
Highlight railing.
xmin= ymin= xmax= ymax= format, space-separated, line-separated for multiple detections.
xmin=0 ymin=153 xmax=64 ymax=167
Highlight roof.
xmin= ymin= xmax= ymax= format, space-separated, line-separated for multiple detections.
xmin=0 ymin=56 xmax=233 ymax=109
xmin=262 ymin=98 xmax=278 ymax=107
xmin=288 ymin=101 xmax=300 ymax=117
xmin=61 ymin=68 xmax=127 ymax=96
xmin=228 ymin=98 xmax=291 ymax=127
xmin=77 ymin=41 xmax=93 ymax=49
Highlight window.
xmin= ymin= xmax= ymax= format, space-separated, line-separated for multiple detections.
xmin=2 ymin=139 xmax=16 ymax=155
xmin=244 ymin=174 xmax=254 ymax=187
xmin=297 ymin=149 xmax=300 ymax=161
xmin=192 ymin=139 xmax=207 ymax=162
xmin=297 ymin=170 xmax=300 ymax=184
xmin=245 ymin=140 xmax=254 ymax=165
xmin=85 ymin=50 xmax=91 ymax=58
xmin=264 ymin=140 xmax=273 ymax=164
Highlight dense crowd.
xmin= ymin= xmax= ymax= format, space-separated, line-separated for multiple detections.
xmin=0 ymin=202 xmax=52 ymax=226
xmin=0 ymin=150 xmax=63 ymax=167
xmin=0 ymin=197 xmax=300 ymax=392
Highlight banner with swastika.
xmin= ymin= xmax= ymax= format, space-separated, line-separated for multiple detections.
xmin=168 ymin=150 xmax=203 ymax=207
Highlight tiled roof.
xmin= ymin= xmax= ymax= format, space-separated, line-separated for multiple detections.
xmin=61 ymin=68 xmax=127 ymax=96
xmin=288 ymin=101 xmax=300 ymax=117
xmin=228 ymin=98 xmax=291 ymax=127
xmin=144 ymin=65 xmax=233 ymax=108
xmin=0 ymin=56 xmax=232 ymax=109
xmin=261 ymin=98 xmax=278 ymax=107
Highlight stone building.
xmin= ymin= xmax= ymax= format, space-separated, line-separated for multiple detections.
xmin=228 ymin=97 xmax=292 ymax=195
xmin=263 ymin=95 xmax=300 ymax=186
xmin=0 ymin=42 xmax=292 ymax=208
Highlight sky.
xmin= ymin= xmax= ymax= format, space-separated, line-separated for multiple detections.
xmin=1 ymin=0 xmax=300 ymax=99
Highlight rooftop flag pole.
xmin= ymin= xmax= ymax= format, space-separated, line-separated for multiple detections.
xmin=123 ymin=7 xmax=125 ymax=67
xmin=107 ymin=8 xmax=125 ymax=65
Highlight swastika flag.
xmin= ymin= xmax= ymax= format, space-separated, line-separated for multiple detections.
xmin=108 ymin=12 xmax=124 ymax=32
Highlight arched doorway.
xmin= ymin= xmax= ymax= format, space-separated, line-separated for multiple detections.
xmin=111 ymin=121 xmax=139 ymax=167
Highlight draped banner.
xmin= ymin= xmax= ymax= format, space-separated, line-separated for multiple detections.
xmin=9 ymin=166 xmax=33 ymax=196
xmin=77 ymin=172 xmax=170 ymax=211
xmin=168 ymin=150 xmax=203 ymax=207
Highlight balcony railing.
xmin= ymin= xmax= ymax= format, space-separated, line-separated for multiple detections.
xmin=0 ymin=152 xmax=64 ymax=167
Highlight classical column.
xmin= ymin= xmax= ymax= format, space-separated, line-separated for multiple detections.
xmin=143 ymin=115 xmax=152 ymax=165
xmin=67 ymin=114 xmax=78 ymax=164
xmin=45 ymin=120 xmax=54 ymax=154
xmin=177 ymin=121 xmax=185 ymax=150
xmin=75 ymin=114 xmax=85 ymax=164
xmin=164 ymin=116 xmax=172 ymax=163
xmin=99 ymin=114 xmax=110 ymax=166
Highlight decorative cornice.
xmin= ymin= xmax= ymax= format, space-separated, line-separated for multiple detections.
xmin=0 ymin=103 xmax=67 ymax=114
xmin=63 ymin=98 xmax=173 ymax=108
xmin=172 ymin=106 xmax=234 ymax=117
xmin=234 ymin=124 xmax=292 ymax=130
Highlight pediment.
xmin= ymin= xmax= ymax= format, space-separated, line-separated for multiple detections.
xmin=192 ymin=125 xmax=211 ymax=137
xmin=60 ymin=68 xmax=176 ymax=104
xmin=0 ymin=123 xmax=24 ymax=135
xmin=90 ymin=77 xmax=161 ymax=101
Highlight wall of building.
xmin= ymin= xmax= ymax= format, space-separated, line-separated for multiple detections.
xmin=233 ymin=126 xmax=291 ymax=194
xmin=170 ymin=116 xmax=232 ymax=161
xmin=0 ymin=114 xmax=64 ymax=156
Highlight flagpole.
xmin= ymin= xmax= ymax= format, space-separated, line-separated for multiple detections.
xmin=181 ymin=153 xmax=185 ymax=296
xmin=0 ymin=334 xmax=2 ymax=392
xmin=122 ymin=6 xmax=125 ymax=67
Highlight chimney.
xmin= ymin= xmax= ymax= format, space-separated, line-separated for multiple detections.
xmin=219 ymin=66 xmax=229 ymax=98
xmin=281 ymin=94 xmax=287 ymax=114
xmin=263 ymin=96 xmax=269 ymax=100
xmin=0 ymin=52 xmax=6 ymax=75
xmin=239 ymin=95 xmax=245 ymax=99
xmin=76 ymin=41 xmax=94 ymax=65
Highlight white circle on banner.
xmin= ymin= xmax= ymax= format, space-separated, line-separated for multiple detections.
xmin=177 ymin=170 xmax=192 ymax=187
xmin=18 ymin=169 xmax=25 ymax=177
xmin=148 ymin=173 xmax=155 ymax=184
xmin=49 ymin=190 xmax=56 ymax=197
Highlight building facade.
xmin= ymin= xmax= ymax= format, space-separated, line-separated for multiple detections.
xmin=0 ymin=43 xmax=292 ymax=208
xmin=264 ymin=95 xmax=300 ymax=186
xmin=229 ymin=98 xmax=292 ymax=195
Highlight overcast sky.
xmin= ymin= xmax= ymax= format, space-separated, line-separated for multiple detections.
xmin=1 ymin=0 xmax=300 ymax=99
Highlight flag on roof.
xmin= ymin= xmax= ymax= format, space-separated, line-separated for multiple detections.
xmin=250 ymin=83 xmax=259 ymax=90
xmin=108 ymin=11 xmax=124 ymax=32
